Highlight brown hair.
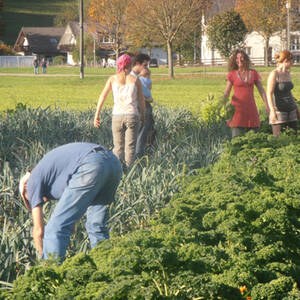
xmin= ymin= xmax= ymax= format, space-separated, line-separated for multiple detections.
xmin=274 ymin=50 xmax=293 ymax=64
xmin=228 ymin=49 xmax=251 ymax=71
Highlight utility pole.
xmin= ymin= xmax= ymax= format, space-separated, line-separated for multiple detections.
xmin=286 ymin=0 xmax=291 ymax=50
xmin=79 ymin=0 xmax=84 ymax=79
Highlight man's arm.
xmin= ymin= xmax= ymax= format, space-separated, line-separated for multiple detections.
xmin=136 ymin=78 xmax=146 ymax=124
xmin=32 ymin=205 xmax=44 ymax=257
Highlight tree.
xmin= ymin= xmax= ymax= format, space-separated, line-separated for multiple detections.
xmin=125 ymin=16 xmax=162 ymax=57
xmin=72 ymin=35 xmax=101 ymax=65
xmin=0 ymin=42 xmax=14 ymax=55
xmin=128 ymin=0 xmax=212 ymax=78
xmin=206 ymin=9 xmax=247 ymax=59
xmin=88 ymin=0 xmax=129 ymax=61
xmin=235 ymin=0 xmax=286 ymax=66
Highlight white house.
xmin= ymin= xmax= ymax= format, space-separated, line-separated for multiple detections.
xmin=201 ymin=30 xmax=300 ymax=65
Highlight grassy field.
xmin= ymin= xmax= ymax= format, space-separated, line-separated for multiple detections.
xmin=0 ymin=74 xmax=229 ymax=113
xmin=1 ymin=65 xmax=300 ymax=75
xmin=1 ymin=69 xmax=300 ymax=114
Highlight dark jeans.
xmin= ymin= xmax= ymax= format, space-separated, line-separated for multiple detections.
xmin=136 ymin=102 xmax=153 ymax=157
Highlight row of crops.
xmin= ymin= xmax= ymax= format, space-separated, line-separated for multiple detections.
xmin=1 ymin=104 xmax=300 ymax=299
xmin=0 ymin=104 xmax=229 ymax=285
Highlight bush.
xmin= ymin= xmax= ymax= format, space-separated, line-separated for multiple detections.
xmin=52 ymin=56 xmax=67 ymax=65
xmin=1 ymin=122 xmax=300 ymax=298
xmin=0 ymin=43 xmax=15 ymax=55
xmin=0 ymin=104 xmax=229 ymax=285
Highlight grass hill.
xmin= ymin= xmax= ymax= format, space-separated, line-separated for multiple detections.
xmin=1 ymin=0 xmax=72 ymax=46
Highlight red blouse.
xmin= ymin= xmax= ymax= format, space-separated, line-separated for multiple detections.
xmin=227 ymin=69 xmax=261 ymax=128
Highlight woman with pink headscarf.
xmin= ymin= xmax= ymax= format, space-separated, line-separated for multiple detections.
xmin=94 ymin=54 xmax=145 ymax=169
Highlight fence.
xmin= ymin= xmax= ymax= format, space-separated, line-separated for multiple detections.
xmin=0 ymin=56 xmax=34 ymax=68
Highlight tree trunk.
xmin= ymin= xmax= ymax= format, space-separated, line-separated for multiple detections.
xmin=167 ymin=40 xmax=174 ymax=79
xmin=115 ymin=47 xmax=119 ymax=62
xmin=193 ymin=30 xmax=197 ymax=64
xmin=264 ymin=38 xmax=269 ymax=67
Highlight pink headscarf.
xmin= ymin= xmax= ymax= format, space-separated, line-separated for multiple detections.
xmin=117 ymin=54 xmax=132 ymax=73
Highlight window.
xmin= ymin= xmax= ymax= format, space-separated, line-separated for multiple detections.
xmin=245 ymin=47 xmax=251 ymax=56
xmin=291 ymin=35 xmax=300 ymax=50
xmin=50 ymin=38 xmax=57 ymax=44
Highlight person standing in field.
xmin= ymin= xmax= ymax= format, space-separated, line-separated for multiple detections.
xmin=94 ymin=54 xmax=145 ymax=170
xmin=130 ymin=53 xmax=155 ymax=157
xmin=223 ymin=49 xmax=270 ymax=138
xmin=19 ymin=142 xmax=122 ymax=262
xmin=41 ymin=58 xmax=47 ymax=74
xmin=136 ymin=67 xmax=155 ymax=157
xmin=33 ymin=58 xmax=39 ymax=74
xmin=267 ymin=50 xmax=300 ymax=136
xmin=130 ymin=53 xmax=150 ymax=77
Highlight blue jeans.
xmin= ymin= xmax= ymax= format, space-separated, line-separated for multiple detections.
xmin=42 ymin=150 xmax=122 ymax=261
xmin=136 ymin=103 xmax=153 ymax=157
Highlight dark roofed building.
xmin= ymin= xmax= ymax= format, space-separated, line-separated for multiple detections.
xmin=14 ymin=27 xmax=65 ymax=57
xmin=58 ymin=22 xmax=116 ymax=65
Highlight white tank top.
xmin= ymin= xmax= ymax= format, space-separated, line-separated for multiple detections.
xmin=112 ymin=77 xmax=139 ymax=116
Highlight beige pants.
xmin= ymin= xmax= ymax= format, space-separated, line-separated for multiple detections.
xmin=112 ymin=114 xmax=140 ymax=168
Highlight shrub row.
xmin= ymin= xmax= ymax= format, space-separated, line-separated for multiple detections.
xmin=1 ymin=130 xmax=300 ymax=299
xmin=0 ymin=104 xmax=229 ymax=283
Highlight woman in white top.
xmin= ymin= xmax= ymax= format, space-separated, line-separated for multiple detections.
xmin=94 ymin=54 xmax=145 ymax=169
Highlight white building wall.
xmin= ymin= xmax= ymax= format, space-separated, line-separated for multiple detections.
xmin=67 ymin=52 xmax=75 ymax=65
xmin=200 ymin=30 xmax=295 ymax=65
xmin=140 ymin=47 xmax=168 ymax=65
xmin=244 ymin=32 xmax=283 ymax=64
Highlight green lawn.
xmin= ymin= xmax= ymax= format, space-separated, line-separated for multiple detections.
xmin=1 ymin=72 xmax=299 ymax=114
xmin=2 ymin=65 xmax=300 ymax=75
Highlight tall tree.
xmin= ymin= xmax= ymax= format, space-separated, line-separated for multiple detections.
xmin=128 ymin=0 xmax=212 ymax=78
xmin=235 ymin=0 xmax=286 ymax=66
xmin=88 ymin=0 xmax=129 ymax=61
xmin=125 ymin=16 xmax=162 ymax=56
xmin=206 ymin=9 xmax=247 ymax=59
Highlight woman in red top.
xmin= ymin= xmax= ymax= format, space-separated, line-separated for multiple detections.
xmin=223 ymin=49 xmax=269 ymax=138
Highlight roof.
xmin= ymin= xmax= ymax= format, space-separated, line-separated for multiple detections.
xmin=14 ymin=27 xmax=65 ymax=54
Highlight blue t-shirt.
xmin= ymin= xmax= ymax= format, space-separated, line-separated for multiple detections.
xmin=27 ymin=142 xmax=105 ymax=209
xmin=139 ymin=76 xmax=152 ymax=98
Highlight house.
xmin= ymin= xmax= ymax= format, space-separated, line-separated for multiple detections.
xmin=58 ymin=22 xmax=117 ymax=65
xmin=12 ymin=23 xmax=178 ymax=67
xmin=200 ymin=0 xmax=300 ymax=65
xmin=14 ymin=27 xmax=65 ymax=59
xmin=201 ymin=26 xmax=300 ymax=66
